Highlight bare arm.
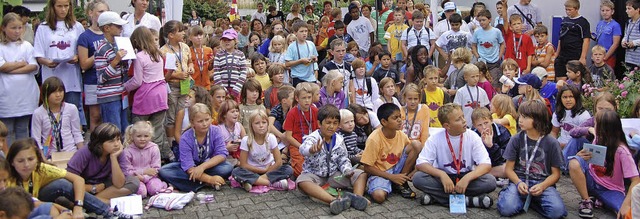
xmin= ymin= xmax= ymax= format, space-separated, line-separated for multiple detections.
xmin=579 ymin=38 xmax=590 ymax=65
xmin=551 ymin=126 xmax=560 ymax=139
xmin=7 ymin=64 xmax=37 ymax=74
xmin=471 ymin=43 xmax=480 ymax=60
xmin=239 ymin=150 xmax=268 ymax=174
xmin=78 ymin=46 xmax=94 ymax=71
xmin=605 ymin=35 xmax=621 ymax=61
xmin=269 ymin=116 xmax=286 ymax=139
xmin=285 ymin=131 xmax=301 ymax=148
xmin=0 ymin=61 xmax=27 ymax=72
xmin=174 ymin=110 xmax=185 ymax=143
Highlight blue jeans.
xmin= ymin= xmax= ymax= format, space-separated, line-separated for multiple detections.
xmin=159 ymin=161 xmax=233 ymax=192
xmin=497 ymin=180 xmax=567 ymax=219
xmin=0 ymin=115 xmax=31 ymax=146
xmin=232 ymin=165 xmax=293 ymax=185
xmin=570 ymin=156 xmax=626 ymax=211
xmin=37 ymin=179 xmax=111 ymax=216
xmin=563 ymin=137 xmax=589 ymax=171
xmin=65 ymin=92 xmax=86 ymax=126
xmin=100 ymin=100 xmax=128 ymax=132
xmin=366 ymin=148 xmax=408 ymax=195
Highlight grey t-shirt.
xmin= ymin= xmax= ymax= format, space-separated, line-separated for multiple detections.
xmin=503 ymin=132 xmax=563 ymax=181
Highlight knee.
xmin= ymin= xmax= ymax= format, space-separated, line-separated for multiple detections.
xmin=408 ymin=141 xmax=422 ymax=154
xmin=497 ymin=198 xmax=520 ymax=216
xmin=371 ymin=190 xmax=387 ymax=204
xmin=568 ymin=159 xmax=581 ymax=171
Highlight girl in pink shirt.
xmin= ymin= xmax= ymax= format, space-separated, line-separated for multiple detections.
xmin=122 ymin=121 xmax=169 ymax=198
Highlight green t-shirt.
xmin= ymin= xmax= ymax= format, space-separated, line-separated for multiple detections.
xmin=376 ymin=10 xmax=392 ymax=45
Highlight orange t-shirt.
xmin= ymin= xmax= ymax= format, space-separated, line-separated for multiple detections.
xmin=190 ymin=46 xmax=214 ymax=89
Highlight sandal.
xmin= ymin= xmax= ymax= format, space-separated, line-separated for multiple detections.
xmin=394 ymin=183 xmax=416 ymax=199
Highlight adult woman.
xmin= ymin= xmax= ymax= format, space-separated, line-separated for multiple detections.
xmin=286 ymin=3 xmax=304 ymax=22
xmin=250 ymin=19 xmax=267 ymax=41
xmin=122 ymin=0 xmax=161 ymax=37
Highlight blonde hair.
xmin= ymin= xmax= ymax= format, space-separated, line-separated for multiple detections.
xmin=592 ymin=45 xmax=606 ymax=54
xmin=462 ymin=64 xmax=480 ymax=77
xmin=124 ymin=121 xmax=153 ymax=146
xmin=286 ymin=34 xmax=297 ymax=44
xmin=189 ymin=103 xmax=212 ymax=122
xmin=451 ymin=47 xmax=472 ymax=64
xmin=269 ymin=35 xmax=286 ymax=53
xmin=491 ymin=94 xmax=518 ymax=120
xmin=0 ymin=13 xmax=23 ymax=43
xmin=501 ymin=58 xmax=519 ymax=71
xmin=565 ymin=0 xmax=580 ymax=9
xmin=351 ymin=58 xmax=365 ymax=69
xmin=245 ymin=110 xmax=271 ymax=151
xmin=323 ymin=70 xmax=343 ymax=87
xmin=339 ymin=109 xmax=354 ymax=121
xmin=378 ymin=77 xmax=395 ymax=91
xmin=419 ymin=65 xmax=439 ymax=88
xmin=601 ymin=0 xmax=614 ymax=9
xmin=294 ymin=82 xmax=313 ymax=98
xmin=402 ymin=83 xmax=420 ymax=97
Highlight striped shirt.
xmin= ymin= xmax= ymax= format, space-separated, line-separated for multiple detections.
xmin=535 ymin=42 xmax=556 ymax=81
xmin=624 ymin=19 xmax=640 ymax=65
xmin=213 ymin=49 xmax=248 ymax=97
xmin=95 ymin=39 xmax=129 ymax=104
xmin=339 ymin=130 xmax=361 ymax=159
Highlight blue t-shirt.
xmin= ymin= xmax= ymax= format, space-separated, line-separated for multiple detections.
xmin=471 ymin=27 xmax=504 ymax=63
xmin=259 ymin=38 xmax=271 ymax=57
xmin=285 ymin=40 xmax=319 ymax=82
xmin=77 ymin=29 xmax=104 ymax=85
xmin=595 ymin=19 xmax=622 ymax=52
xmin=540 ymin=81 xmax=557 ymax=112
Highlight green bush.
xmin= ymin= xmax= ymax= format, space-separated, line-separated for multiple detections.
xmin=182 ymin=0 xmax=230 ymax=22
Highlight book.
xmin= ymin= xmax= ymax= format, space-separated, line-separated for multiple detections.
xmin=449 ymin=194 xmax=466 ymax=214
xmin=583 ymin=143 xmax=607 ymax=167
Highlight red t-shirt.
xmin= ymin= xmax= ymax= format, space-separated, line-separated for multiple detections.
xmin=327 ymin=21 xmax=336 ymax=38
xmin=503 ymin=28 xmax=534 ymax=72
xmin=283 ymin=105 xmax=319 ymax=143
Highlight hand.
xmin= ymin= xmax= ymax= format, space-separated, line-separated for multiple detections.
xmin=188 ymin=166 xmax=205 ymax=182
xmin=447 ymin=89 xmax=456 ymax=96
xmin=577 ymin=148 xmax=593 ymax=161
xmin=579 ymin=57 xmax=586 ymax=66
xmin=517 ymin=181 xmax=529 ymax=195
xmin=524 ymin=29 xmax=534 ymax=36
xmin=210 ymin=175 xmax=225 ymax=185
xmin=630 ymin=130 xmax=638 ymax=137
xmin=618 ymin=202 xmax=630 ymax=219
xmin=115 ymin=49 xmax=128 ymax=62
xmin=455 ymin=177 xmax=470 ymax=194
xmin=143 ymin=168 xmax=158 ymax=176
xmin=188 ymin=66 xmax=195 ymax=75
xmin=309 ymin=138 xmax=323 ymax=154
xmin=482 ymin=129 xmax=494 ymax=148
xmin=441 ymin=175 xmax=455 ymax=193
xmin=302 ymin=58 xmax=312 ymax=65
xmin=67 ymin=55 xmax=79 ymax=64
xmin=630 ymin=41 xmax=636 ymax=48
xmin=54 ymin=210 xmax=73 ymax=219
xmin=46 ymin=59 xmax=60 ymax=68
xmin=310 ymin=56 xmax=318 ymax=62
xmin=529 ymin=183 xmax=547 ymax=196
xmin=226 ymin=141 xmax=239 ymax=152
xmin=72 ymin=207 xmax=84 ymax=219
xmin=622 ymin=41 xmax=628 ymax=48
xmin=588 ymin=127 xmax=596 ymax=136
xmin=173 ymin=71 xmax=188 ymax=80
xmin=110 ymin=143 xmax=123 ymax=158
xmin=389 ymin=173 xmax=411 ymax=185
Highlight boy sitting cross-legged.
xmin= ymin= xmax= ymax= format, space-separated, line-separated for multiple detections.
xmin=297 ymin=104 xmax=370 ymax=215
xmin=361 ymin=103 xmax=422 ymax=203
xmin=412 ymin=103 xmax=497 ymax=208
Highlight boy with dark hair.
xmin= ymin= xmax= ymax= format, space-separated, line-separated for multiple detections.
xmin=266 ymin=5 xmax=286 ymax=25
xmin=297 ymin=104 xmax=370 ymax=215
xmin=347 ymin=3 xmax=375 ymax=58
xmin=0 ymin=187 xmax=35 ymax=219
xmin=553 ymin=0 xmax=591 ymax=82
xmin=285 ymin=21 xmax=319 ymax=87
xmin=436 ymin=13 xmax=472 ymax=60
xmin=471 ymin=107 xmax=511 ymax=179
xmin=327 ymin=21 xmax=353 ymax=47
xmin=532 ymin=25 xmax=556 ymax=81
xmin=264 ymin=64 xmax=289 ymax=110
xmin=413 ymin=103 xmax=496 ymax=208
xmin=269 ymin=85 xmax=295 ymax=135
xmin=501 ymin=8 xmax=535 ymax=74
xmin=401 ymin=11 xmax=436 ymax=63
xmin=361 ymin=103 xmax=422 ymax=203
xmin=623 ymin=0 xmax=640 ymax=70
xmin=471 ymin=9 xmax=505 ymax=90
xmin=372 ymin=52 xmax=400 ymax=83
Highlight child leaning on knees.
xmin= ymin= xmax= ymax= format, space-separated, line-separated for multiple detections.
xmin=121 ymin=121 xmax=168 ymax=198
xmin=338 ymin=109 xmax=362 ymax=165
xmin=471 ymin=107 xmax=511 ymax=179
xmin=497 ymin=100 xmax=567 ymax=218
xmin=361 ymin=103 xmax=422 ymax=203
xmin=296 ymin=104 xmax=370 ymax=215
xmin=412 ymin=103 xmax=496 ymax=208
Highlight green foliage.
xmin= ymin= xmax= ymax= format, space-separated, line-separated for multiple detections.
xmin=582 ymin=67 xmax=640 ymax=118
xmin=37 ymin=0 xmax=87 ymax=22
xmin=183 ymin=0 xmax=230 ymax=23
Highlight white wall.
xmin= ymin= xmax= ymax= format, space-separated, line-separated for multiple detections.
xmin=107 ymin=0 xmax=133 ymax=15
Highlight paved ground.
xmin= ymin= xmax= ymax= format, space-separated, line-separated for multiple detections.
xmin=140 ymin=175 xmax=617 ymax=219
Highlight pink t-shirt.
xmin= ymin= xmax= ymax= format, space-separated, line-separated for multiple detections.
xmin=589 ymin=145 xmax=639 ymax=193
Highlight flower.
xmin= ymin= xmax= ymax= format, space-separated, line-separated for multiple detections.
xmin=619 ymin=84 xmax=625 ymax=89
xmin=622 ymin=91 xmax=629 ymax=98
xmin=624 ymin=77 xmax=630 ymax=81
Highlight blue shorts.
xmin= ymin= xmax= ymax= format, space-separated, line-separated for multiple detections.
xmin=29 ymin=202 xmax=53 ymax=218
xmin=366 ymin=147 xmax=409 ymax=195
xmin=569 ymin=155 xmax=626 ymax=211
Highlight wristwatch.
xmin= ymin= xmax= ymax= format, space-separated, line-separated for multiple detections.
xmin=74 ymin=200 xmax=84 ymax=207
xmin=91 ymin=184 xmax=97 ymax=194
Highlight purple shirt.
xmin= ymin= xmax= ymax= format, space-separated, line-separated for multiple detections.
xmin=66 ymin=146 xmax=126 ymax=185
xmin=317 ymin=87 xmax=346 ymax=109
xmin=179 ymin=125 xmax=229 ymax=171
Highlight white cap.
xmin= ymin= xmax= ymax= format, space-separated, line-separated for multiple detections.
xmin=444 ymin=2 xmax=456 ymax=11
xmin=531 ymin=67 xmax=548 ymax=79
xmin=98 ymin=11 xmax=128 ymax=27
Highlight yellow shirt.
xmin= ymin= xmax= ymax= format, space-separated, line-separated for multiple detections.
xmin=424 ymin=88 xmax=445 ymax=127
xmin=492 ymin=113 xmax=517 ymax=135
xmin=361 ymin=128 xmax=411 ymax=171
xmin=160 ymin=42 xmax=192 ymax=73
xmin=254 ymin=73 xmax=272 ymax=91
xmin=400 ymin=104 xmax=430 ymax=145
xmin=385 ymin=23 xmax=409 ymax=59
xmin=7 ymin=163 xmax=67 ymax=197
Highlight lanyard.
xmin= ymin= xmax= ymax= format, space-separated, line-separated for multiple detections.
xmin=194 ymin=46 xmax=205 ymax=74
xmin=381 ymin=96 xmax=392 ymax=103
xmin=298 ymin=105 xmax=312 ymax=135
xmin=523 ymin=134 xmax=542 ymax=184
xmin=194 ymin=127 xmax=210 ymax=162
xmin=445 ymin=130 xmax=464 ymax=183
xmin=47 ymin=103 xmax=65 ymax=151
xmin=466 ymin=85 xmax=479 ymax=108
xmin=296 ymin=41 xmax=311 ymax=60
xmin=224 ymin=123 xmax=237 ymax=141
xmin=595 ymin=21 xmax=610 ymax=42
xmin=404 ymin=106 xmax=418 ymax=137
xmin=627 ymin=20 xmax=639 ymax=43
xmin=512 ymin=34 xmax=523 ymax=60
xmin=169 ymin=44 xmax=185 ymax=72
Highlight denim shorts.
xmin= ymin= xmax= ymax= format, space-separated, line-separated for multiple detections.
xmin=366 ymin=147 xmax=409 ymax=195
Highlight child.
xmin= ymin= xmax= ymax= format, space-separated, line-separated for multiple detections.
xmin=125 ymin=26 xmax=171 ymax=160
xmin=623 ymin=0 xmax=640 ymax=70
xmin=413 ymin=103 xmax=496 ymax=208
xmin=453 ymin=64 xmax=490 ymax=127
xmin=435 ymin=13 xmax=472 ymax=56
xmin=95 ymin=11 xmax=130 ymax=132
xmin=31 ymin=77 xmax=83 ymax=158
xmin=589 ymin=45 xmax=616 ymax=89
xmin=496 ymin=100 xmax=567 ymax=218
xmin=232 ymin=111 xmax=293 ymax=192
xmin=472 ymin=107 xmax=511 ymax=179
xmin=420 ymin=66 xmax=450 ymax=128
xmin=264 ymin=64 xmax=288 ymax=110
xmin=350 ymin=59 xmax=379 ymax=111
xmin=321 ymin=39 xmax=352 ymax=93
xmin=122 ymin=121 xmax=168 ymax=198
xmin=552 ymin=85 xmax=592 ymax=148
xmin=159 ymin=103 xmax=233 ymax=192
xmin=174 ymin=86 xmax=212 ymax=143
xmin=558 ymin=60 xmax=593 ymax=92
xmin=244 ymin=32 xmax=262 ymax=57
xmin=372 ymin=52 xmax=400 ymax=84
xmin=189 ymin=26 xmax=214 ymax=90
xmin=318 ymin=70 xmax=346 ymax=109
xmin=268 ymin=85 xmax=295 ymax=143
xmin=0 ymin=13 xmax=39 ymax=145
xmin=443 ymin=47 xmax=473 ymax=97
xmin=532 ymin=25 xmax=556 ymax=82
xmin=532 ymin=67 xmax=558 ymax=112
xmin=374 ymin=77 xmax=401 ymax=113
xmin=346 ymin=3 xmax=375 ymax=57
xmin=239 ymin=78 xmax=268 ymax=130
xmin=554 ymin=0 xmax=591 ymax=82
xmin=513 ymin=73 xmax=552 ymax=115
xmin=471 ymin=9 xmax=505 ymax=90
xmin=327 ymin=21 xmax=353 ymax=49
xmin=251 ymin=54 xmax=270 ymax=90
xmin=209 ymin=85 xmax=227 ymax=125
xmin=218 ymin=99 xmax=247 ymax=161
xmin=346 ymin=41 xmax=360 ymax=61
xmin=348 ymin=104 xmax=380 ymax=150
xmin=339 ymin=109 xmax=363 ymax=165
xmin=285 ymin=21 xmax=319 ymax=87
xmin=361 ymin=103 xmax=421 ymax=203
xmin=400 ymin=83 xmax=430 ymax=145
xmin=500 ymin=58 xmax=519 ymax=97
xmin=213 ymin=29 xmax=248 ymax=101
xmin=568 ymin=109 xmax=640 ymax=218
xmin=297 ymin=104 xmax=369 ymax=214
xmin=491 ymin=94 xmax=518 ymax=135
xmin=476 ymin=61 xmax=496 ymax=101
xmin=385 ymin=8 xmax=409 ymax=67
xmin=284 ymin=83 xmax=319 ymax=176
xmin=501 ymin=12 xmax=534 ymax=74
xmin=401 ymin=11 xmax=435 ymax=66
xmin=286 ymin=34 xmax=297 ymax=47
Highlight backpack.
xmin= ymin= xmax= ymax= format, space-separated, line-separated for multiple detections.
xmin=405 ymin=26 xmax=431 ymax=47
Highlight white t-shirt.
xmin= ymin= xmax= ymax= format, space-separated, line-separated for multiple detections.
xmin=453 ymin=85 xmax=490 ymax=127
xmin=552 ymin=110 xmax=592 ymax=144
xmin=436 ymin=30 xmax=473 ymax=53
xmin=352 ymin=77 xmax=379 ymax=111
xmin=417 ymin=129 xmax=491 ymax=174
xmin=286 ymin=13 xmax=304 ymax=21
xmin=507 ymin=3 xmax=542 ymax=33
xmin=400 ymin=26 xmax=436 ymax=51
xmin=434 ymin=19 xmax=470 ymax=38
xmin=252 ymin=12 xmax=267 ymax=24
xmin=373 ymin=96 xmax=401 ymax=114
xmin=239 ymin=134 xmax=278 ymax=169
xmin=347 ymin=17 xmax=375 ymax=51
xmin=122 ymin=12 xmax=162 ymax=38
xmin=33 ymin=21 xmax=84 ymax=92
xmin=0 ymin=41 xmax=39 ymax=117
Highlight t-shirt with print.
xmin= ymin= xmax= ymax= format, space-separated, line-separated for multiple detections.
xmin=239 ymin=134 xmax=278 ymax=169
xmin=503 ymin=28 xmax=535 ymax=71
xmin=559 ymin=16 xmax=591 ymax=59
xmin=372 ymin=67 xmax=400 ymax=83
xmin=503 ymin=132 xmax=563 ymax=181
xmin=424 ymin=88 xmax=445 ymax=128
xmin=321 ymin=60 xmax=353 ymax=92
xmin=436 ymin=30 xmax=472 ymax=53
xmin=400 ymin=104 xmax=430 ymax=145
xmin=589 ymin=145 xmax=639 ymax=193
xmin=266 ymin=11 xmax=286 ymax=25
xmin=589 ymin=64 xmax=615 ymax=88
xmin=347 ymin=17 xmax=375 ymax=51
xmin=285 ymin=41 xmax=319 ymax=82
xmin=471 ymin=27 xmax=504 ymax=63
xmin=551 ymin=110 xmax=592 ymax=144
xmin=492 ymin=113 xmax=517 ymax=136
xmin=7 ymin=163 xmax=66 ymax=197
xmin=401 ymin=26 xmax=436 ymax=52
xmin=595 ymin=19 xmax=622 ymax=52
xmin=453 ymin=85 xmax=490 ymax=127
xmin=507 ymin=3 xmax=542 ymax=33
xmin=385 ymin=23 xmax=409 ymax=60
xmin=283 ymin=105 xmax=319 ymax=144
xmin=417 ymin=129 xmax=491 ymax=175
xmin=361 ymin=128 xmax=411 ymax=171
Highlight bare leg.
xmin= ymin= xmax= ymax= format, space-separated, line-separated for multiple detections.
xmin=254 ymin=175 xmax=271 ymax=186
xmin=352 ymin=173 xmax=367 ymax=196
xmin=401 ymin=141 xmax=421 ymax=175
xmin=569 ymin=159 xmax=590 ymax=200
xmin=298 ymin=181 xmax=335 ymax=204
xmin=199 ymin=174 xmax=224 ymax=186
xmin=491 ymin=164 xmax=507 ymax=178
xmin=371 ymin=190 xmax=388 ymax=204
xmin=96 ymin=186 xmax=134 ymax=204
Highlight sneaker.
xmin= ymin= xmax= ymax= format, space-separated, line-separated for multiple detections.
xmin=579 ymin=199 xmax=594 ymax=218
xmin=108 ymin=211 xmax=133 ymax=219
xmin=213 ymin=184 xmax=221 ymax=191
xmin=393 ymin=183 xmax=416 ymax=199
xmin=329 ymin=197 xmax=351 ymax=215
xmin=271 ymin=179 xmax=289 ymax=190
xmin=343 ymin=192 xmax=369 ymax=211
xmin=590 ymin=197 xmax=603 ymax=209
xmin=242 ymin=182 xmax=253 ymax=192
xmin=496 ymin=178 xmax=510 ymax=187
xmin=467 ymin=194 xmax=493 ymax=209
xmin=420 ymin=194 xmax=434 ymax=205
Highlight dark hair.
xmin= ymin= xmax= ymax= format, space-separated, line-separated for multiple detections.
xmin=250 ymin=52 xmax=267 ymax=70
xmin=394 ymin=7 xmax=405 ymax=14
xmin=159 ymin=20 xmax=186 ymax=47
xmin=476 ymin=9 xmax=491 ymax=19
xmin=377 ymin=103 xmax=400 ymax=122
xmin=9 ymin=5 xmax=31 ymax=17
xmin=595 ymin=109 xmax=628 ymax=176
xmin=0 ymin=187 xmax=34 ymax=217
xmin=449 ymin=13 xmax=462 ymax=24
xmin=378 ymin=51 xmax=391 ymax=60
xmin=533 ymin=24 xmax=549 ymax=35
xmin=277 ymin=85 xmax=295 ymax=101
xmin=632 ymin=98 xmax=640 ymax=118
xmin=292 ymin=20 xmax=308 ymax=32
xmin=348 ymin=104 xmax=373 ymax=134
xmin=628 ymin=0 xmax=640 ymax=9
xmin=566 ymin=60 xmax=592 ymax=85
xmin=88 ymin=123 xmax=121 ymax=157
xmin=45 ymin=0 xmax=76 ymax=31
xmin=7 ymin=139 xmax=45 ymax=184
xmin=556 ymin=85 xmax=586 ymax=121
xmin=409 ymin=45 xmax=428 ymax=80
xmin=334 ymin=20 xmax=345 ymax=30
xmin=318 ymin=104 xmax=341 ymax=123
xmin=412 ymin=11 xmax=424 ymax=20
xmin=41 ymin=76 xmax=66 ymax=109
xmin=193 ymin=86 xmax=213 ymax=107
xmin=241 ymin=78 xmax=264 ymax=105
xmin=469 ymin=2 xmax=486 ymax=17
xmin=324 ymin=1 xmax=332 ymax=7
xmin=518 ymin=100 xmax=552 ymax=135
xmin=250 ymin=19 xmax=264 ymax=32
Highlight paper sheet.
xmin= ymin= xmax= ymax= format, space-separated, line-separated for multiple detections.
xmin=110 ymin=195 xmax=143 ymax=215
xmin=583 ymin=143 xmax=607 ymax=167
xmin=165 ymin=53 xmax=177 ymax=70
xmin=621 ymin=119 xmax=640 ymax=136
xmin=114 ymin=37 xmax=136 ymax=60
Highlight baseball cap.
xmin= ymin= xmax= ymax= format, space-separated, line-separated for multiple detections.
xmin=444 ymin=2 xmax=456 ymax=11
xmin=221 ymin=29 xmax=238 ymax=40
xmin=531 ymin=67 xmax=548 ymax=80
xmin=98 ymin=11 xmax=128 ymax=27
xmin=515 ymin=74 xmax=542 ymax=89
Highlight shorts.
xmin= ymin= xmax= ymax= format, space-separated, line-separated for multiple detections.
xmin=84 ymin=85 xmax=98 ymax=105
xmin=366 ymin=147 xmax=409 ymax=195
xmin=296 ymin=169 xmax=365 ymax=191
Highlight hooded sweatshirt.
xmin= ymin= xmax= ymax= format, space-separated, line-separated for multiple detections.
xmin=121 ymin=141 xmax=161 ymax=183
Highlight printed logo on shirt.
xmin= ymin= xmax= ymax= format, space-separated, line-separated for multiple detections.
xmin=354 ymin=24 xmax=368 ymax=34
xmin=403 ymin=121 xmax=422 ymax=140
xmin=446 ymin=35 xmax=469 ymax=51
xmin=465 ymin=101 xmax=480 ymax=109
xmin=50 ymin=41 xmax=71 ymax=50
xmin=561 ymin=123 xmax=576 ymax=132
xmin=428 ymin=102 xmax=440 ymax=111
xmin=480 ymin=41 xmax=494 ymax=49
xmin=384 ymin=152 xmax=401 ymax=165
